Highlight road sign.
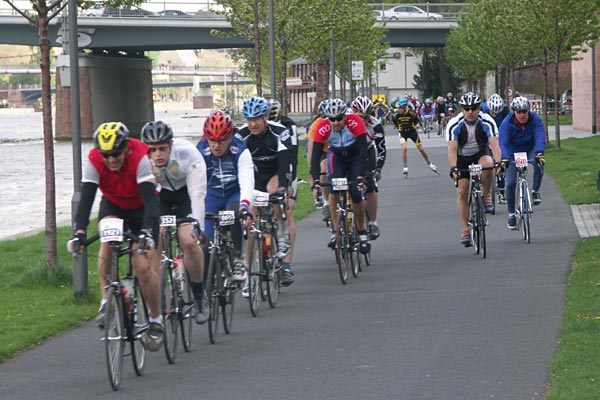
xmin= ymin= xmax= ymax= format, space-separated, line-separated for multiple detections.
xmin=351 ymin=61 xmax=363 ymax=81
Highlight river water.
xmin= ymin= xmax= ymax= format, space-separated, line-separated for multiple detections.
xmin=0 ymin=104 xmax=208 ymax=241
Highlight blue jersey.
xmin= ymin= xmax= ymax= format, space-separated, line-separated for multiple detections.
xmin=499 ymin=112 xmax=546 ymax=160
xmin=197 ymin=136 xmax=247 ymax=199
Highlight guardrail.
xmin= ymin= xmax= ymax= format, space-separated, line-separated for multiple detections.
xmin=0 ymin=2 xmax=470 ymax=20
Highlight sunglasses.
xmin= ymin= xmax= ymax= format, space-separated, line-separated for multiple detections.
xmin=100 ymin=150 xmax=124 ymax=159
xmin=462 ymin=106 xmax=479 ymax=112
xmin=514 ymin=110 xmax=528 ymax=114
xmin=328 ymin=115 xmax=345 ymax=122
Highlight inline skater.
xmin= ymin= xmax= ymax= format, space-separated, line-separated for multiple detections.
xmin=391 ymin=97 xmax=438 ymax=178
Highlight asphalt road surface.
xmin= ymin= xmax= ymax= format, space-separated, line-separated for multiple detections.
xmin=0 ymin=133 xmax=579 ymax=399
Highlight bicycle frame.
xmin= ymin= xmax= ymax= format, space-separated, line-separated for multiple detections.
xmin=513 ymin=152 xmax=533 ymax=243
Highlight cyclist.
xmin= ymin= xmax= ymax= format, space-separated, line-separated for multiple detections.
xmin=420 ymin=98 xmax=436 ymax=133
xmin=446 ymin=92 xmax=457 ymax=117
xmin=310 ymin=98 xmax=371 ymax=254
xmin=435 ymin=96 xmax=447 ymax=135
xmin=391 ymin=97 xmax=438 ymax=177
xmin=373 ymin=98 xmax=391 ymax=125
xmin=267 ymin=99 xmax=299 ymax=286
xmin=237 ymin=96 xmax=295 ymax=283
xmin=196 ymin=110 xmax=255 ymax=290
xmin=484 ymin=93 xmax=510 ymax=203
xmin=351 ymin=95 xmax=387 ymax=239
xmin=307 ymin=99 xmax=332 ymax=222
xmin=447 ymin=93 xmax=500 ymax=246
xmin=141 ymin=121 xmax=209 ymax=324
xmin=71 ymin=122 xmax=164 ymax=351
xmin=499 ymin=96 xmax=546 ymax=230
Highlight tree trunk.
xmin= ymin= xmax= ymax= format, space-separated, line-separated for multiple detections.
xmin=253 ymin=0 xmax=262 ymax=97
xmin=553 ymin=42 xmax=561 ymax=149
xmin=315 ymin=59 xmax=330 ymax=113
xmin=281 ymin=53 xmax=288 ymax=115
xmin=38 ymin=9 xmax=57 ymax=265
xmin=542 ymin=50 xmax=549 ymax=144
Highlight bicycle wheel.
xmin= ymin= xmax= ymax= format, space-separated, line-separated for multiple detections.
xmin=468 ymin=193 xmax=479 ymax=253
xmin=349 ymin=220 xmax=360 ymax=278
xmin=477 ymin=195 xmax=487 ymax=259
xmin=490 ymin=168 xmax=497 ymax=215
xmin=206 ymin=248 xmax=220 ymax=344
xmin=521 ymin=181 xmax=531 ymax=243
xmin=131 ymin=277 xmax=148 ymax=376
xmin=266 ymin=241 xmax=280 ymax=308
xmin=335 ymin=213 xmax=348 ymax=284
xmin=221 ymin=256 xmax=235 ymax=334
xmin=104 ymin=286 xmax=125 ymax=391
xmin=180 ymin=269 xmax=193 ymax=352
xmin=161 ymin=263 xmax=178 ymax=363
xmin=247 ymin=234 xmax=262 ymax=317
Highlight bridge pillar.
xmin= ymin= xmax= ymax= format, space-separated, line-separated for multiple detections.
xmin=192 ymin=82 xmax=213 ymax=109
xmin=55 ymin=54 xmax=154 ymax=140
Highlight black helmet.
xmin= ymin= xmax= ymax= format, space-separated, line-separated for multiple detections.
xmin=141 ymin=121 xmax=173 ymax=144
xmin=94 ymin=122 xmax=129 ymax=152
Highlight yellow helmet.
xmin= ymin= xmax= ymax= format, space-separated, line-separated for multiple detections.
xmin=94 ymin=122 xmax=129 ymax=152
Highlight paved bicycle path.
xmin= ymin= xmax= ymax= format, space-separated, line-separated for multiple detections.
xmin=0 ymin=140 xmax=578 ymax=399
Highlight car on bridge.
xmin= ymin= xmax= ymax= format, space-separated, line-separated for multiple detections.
xmin=103 ymin=5 xmax=156 ymax=17
xmin=157 ymin=10 xmax=193 ymax=18
xmin=383 ymin=5 xmax=443 ymax=20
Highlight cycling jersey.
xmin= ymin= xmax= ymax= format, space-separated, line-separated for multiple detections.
xmin=392 ymin=109 xmax=419 ymax=132
xmin=237 ymin=120 xmax=293 ymax=189
xmin=76 ymin=138 xmax=159 ymax=234
xmin=196 ymin=135 xmax=254 ymax=210
xmin=446 ymin=111 xmax=499 ymax=140
xmin=363 ymin=115 xmax=387 ymax=170
xmin=275 ymin=115 xmax=299 ymax=180
xmin=484 ymin=106 xmax=510 ymax=128
xmin=152 ymin=138 xmax=206 ymax=225
xmin=447 ymin=117 xmax=494 ymax=157
xmin=421 ymin=104 xmax=435 ymax=118
xmin=84 ymin=138 xmax=154 ymax=210
xmin=435 ymin=102 xmax=446 ymax=115
xmin=313 ymin=113 xmax=366 ymax=153
xmin=499 ymin=111 xmax=545 ymax=160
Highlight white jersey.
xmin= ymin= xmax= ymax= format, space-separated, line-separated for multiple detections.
xmin=445 ymin=111 xmax=499 ymax=142
xmin=152 ymin=138 xmax=207 ymax=225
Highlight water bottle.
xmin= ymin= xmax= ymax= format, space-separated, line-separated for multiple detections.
xmin=173 ymin=255 xmax=184 ymax=282
xmin=121 ymin=276 xmax=135 ymax=312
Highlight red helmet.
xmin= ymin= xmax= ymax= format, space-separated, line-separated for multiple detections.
xmin=203 ymin=110 xmax=234 ymax=141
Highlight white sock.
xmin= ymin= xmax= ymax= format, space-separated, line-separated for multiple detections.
xmin=149 ymin=315 xmax=163 ymax=325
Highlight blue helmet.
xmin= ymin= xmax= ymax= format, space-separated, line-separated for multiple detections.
xmin=242 ymin=96 xmax=269 ymax=118
xmin=396 ymin=97 xmax=408 ymax=108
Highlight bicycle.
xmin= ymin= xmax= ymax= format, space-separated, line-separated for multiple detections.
xmin=204 ymin=210 xmax=241 ymax=344
xmin=454 ymin=164 xmax=494 ymax=258
xmin=246 ymin=190 xmax=285 ymax=316
xmin=512 ymin=152 xmax=536 ymax=243
xmin=327 ymin=178 xmax=362 ymax=284
xmin=70 ymin=218 xmax=150 ymax=391
xmin=158 ymin=215 xmax=197 ymax=363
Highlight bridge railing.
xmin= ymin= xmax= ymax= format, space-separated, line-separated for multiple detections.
xmin=0 ymin=2 xmax=469 ymax=20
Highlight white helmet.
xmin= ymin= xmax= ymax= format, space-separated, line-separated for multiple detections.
xmin=487 ymin=94 xmax=504 ymax=114
xmin=510 ymin=96 xmax=530 ymax=112
xmin=324 ymin=98 xmax=347 ymax=118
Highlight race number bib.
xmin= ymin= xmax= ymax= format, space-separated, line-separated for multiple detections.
xmin=99 ymin=218 xmax=124 ymax=243
xmin=160 ymin=215 xmax=177 ymax=227
xmin=469 ymin=164 xmax=483 ymax=176
xmin=514 ymin=152 xmax=528 ymax=168
xmin=332 ymin=177 xmax=348 ymax=191
xmin=254 ymin=190 xmax=270 ymax=207
xmin=218 ymin=210 xmax=235 ymax=226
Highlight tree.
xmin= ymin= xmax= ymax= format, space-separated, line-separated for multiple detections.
xmin=2 ymin=0 xmax=142 ymax=266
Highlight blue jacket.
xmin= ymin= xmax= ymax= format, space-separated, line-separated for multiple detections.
xmin=499 ymin=112 xmax=545 ymax=159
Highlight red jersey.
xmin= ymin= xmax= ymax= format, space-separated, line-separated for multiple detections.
xmin=88 ymin=138 xmax=152 ymax=210
xmin=313 ymin=113 xmax=366 ymax=150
